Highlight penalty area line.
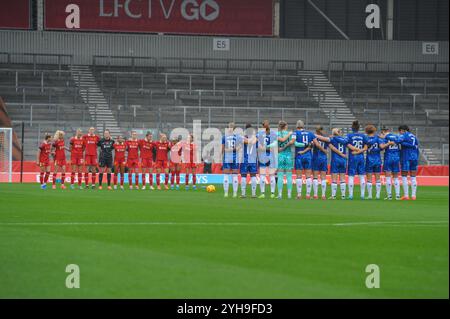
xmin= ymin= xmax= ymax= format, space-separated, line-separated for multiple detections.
xmin=0 ymin=221 xmax=447 ymax=227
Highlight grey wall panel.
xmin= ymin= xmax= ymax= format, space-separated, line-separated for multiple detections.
xmin=0 ymin=30 xmax=448 ymax=70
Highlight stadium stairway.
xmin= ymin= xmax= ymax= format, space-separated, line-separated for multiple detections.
xmin=297 ymin=70 xmax=356 ymax=127
xmin=70 ymin=65 xmax=122 ymax=136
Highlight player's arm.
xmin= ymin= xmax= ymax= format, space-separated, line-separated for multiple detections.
xmin=313 ymin=139 xmax=327 ymax=154
xmin=277 ymin=131 xmax=292 ymax=143
xmin=329 ymin=144 xmax=346 ymax=158
xmin=315 ymin=135 xmax=331 ymax=143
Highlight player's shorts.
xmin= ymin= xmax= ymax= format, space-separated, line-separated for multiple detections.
xmin=154 ymin=160 xmax=169 ymax=169
xmin=84 ymin=154 xmax=98 ymax=166
xmin=330 ymin=158 xmax=347 ymax=174
xmin=223 ymin=162 xmax=239 ymax=171
xmin=240 ymin=163 xmax=258 ymax=175
xmin=365 ymin=160 xmax=382 ymax=174
xmin=312 ymin=158 xmax=328 ymax=172
xmin=184 ymin=162 xmax=197 ymax=169
xmin=278 ymin=155 xmax=293 ymax=170
xmin=347 ymin=156 xmax=365 ymax=176
xmin=54 ymin=158 xmax=66 ymax=166
xmin=39 ymin=159 xmax=50 ymax=167
xmin=71 ymin=155 xmax=84 ymax=166
xmin=114 ymin=158 xmax=126 ymax=167
xmin=401 ymin=159 xmax=418 ymax=172
xmin=127 ymin=158 xmax=140 ymax=169
xmin=383 ymin=158 xmax=400 ymax=173
xmin=141 ymin=158 xmax=153 ymax=169
xmin=99 ymin=157 xmax=113 ymax=168
xmin=295 ymin=154 xmax=313 ymax=170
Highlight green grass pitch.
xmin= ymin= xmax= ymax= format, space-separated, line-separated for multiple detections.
xmin=0 ymin=184 xmax=448 ymax=298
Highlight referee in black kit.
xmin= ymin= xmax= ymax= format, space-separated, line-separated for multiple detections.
xmin=98 ymin=129 xmax=115 ymax=190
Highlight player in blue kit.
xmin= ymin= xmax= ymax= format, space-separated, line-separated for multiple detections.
xmin=257 ymin=120 xmax=278 ymax=198
xmin=239 ymin=123 xmax=258 ymax=198
xmin=398 ymin=125 xmax=420 ymax=200
xmin=312 ymin=125 xmax=329 ymax=200
xmin=293 ymin=120 xmax=317 ymax=200
xmin=346 ymin=120 xmax=368 ymax=200
xmin=315 ymin=128 xmax=348 ymax=200
xmin=364 ymin=125 xmax=385 ymax=200
xmin=222 ymin=122 xmax=243 ymax=198
xmin=380 ymin=127 xmax=402 ymax=200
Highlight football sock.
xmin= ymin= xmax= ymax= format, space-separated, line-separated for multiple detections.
xmin=402 ymin=176 xmax=409 ymax=197
xmin=70 ymin=172 xmax=75 ymax=185
xmin=149 ymin=173 xmax=153 ymax=186
xmin=84 ymin=172 xmax=90 ymax=186
xmin=331 ymin=182 xmax=337 ymax=197
xmin=348 ymin=176 xmax=354 ymax=197
xmin=176 ymin=172 xmax=180 ymax=185
xmin=306 ymin=177 xmax=312 ymax=196
xmin=39 ymin=172 xmax=44 ymax=184
xmin=259 ymin=174 xmax=266 ymax=193
xmin=156 ymin=173 xmax=161 ymax=186
xmin=61 ymin=173 xmax=65 ymax=185
xmin=185 ymin=174 xmax=190 ymax=185
xmin=251 ymin=176 xmax=257 ymax=196
xmin=192 ymin=174 xmax=196 ymax=185
xmin=411 ymin=176 xmax=417 ymax=197
xmin=375 ymin=181 xmax=381 ymax=198
xmin=165 ymin=173 xmax=169 ymax=185
xmin=296 ymin=177 xmax=302 ymax=196
xmin=321 ymin=180 xmax=327 ymax=197
xmin=120 ymin=174 xmax=124 ymax=186
xmin=277 ymin=172 xmax=284 ymax=196
xmin=44 ymin=172 xmax=50 ymax=183
xmin=107 ymin=173 xmax=111 ymax=186
xmin=143 ymin=174 xmax=147 ymax=186
xmin=394 ymin=177 xmax=400 ymax=197
xmin=359 ymin=175 xmax=366 ymax=198
xmin=232 ymin=174 xmax=239 ymax=196
xmin=270 ymin=175 xmax=276 ymax=194
xmin=78 ymin=173 xmax=82 ymax=186
xmin=386 ymin=176 xmax=392 ymax=197
xmin=114 ymin=173 xmax=118 ymax=186
xmin=241 ymin=176 xmax=247 ymax=196
xmin=135 ymin=174 xmax=139 ymax=186
xmin=367 ymin=182 xmax=372 ymax=197
xmin=223 ymin=174 xmax=229 ymax=194
xmin=99 ymin=173 xmax=103 ymax=186
xmin=313 ymin=178 xmax=319 ymax=197
xmin=131 ymin=173 xmax=135 ymax=186
xmin=52 ymin=173 xmax=57 ymax=185
xmin=286 ymin=172 xmax=293 ymax=198
xmin=91 ymin=173 xmax=96 ymax=185
xmin=340 ymin=182 xmax=346 ymax=197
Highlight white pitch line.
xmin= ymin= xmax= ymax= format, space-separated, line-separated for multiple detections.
xmin=0 ymin=221 xmax=447 ymax=227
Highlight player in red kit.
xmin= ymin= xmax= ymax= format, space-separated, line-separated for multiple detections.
xmin=169 ymin=137 xmax=183 ymax=190
xmin=154 ymin=134 xmax=171 ymax=190
xmin=83 ymin=127 xmax=100 ymax=189
xmin=113 ymin=135 xmax=127 ymax=190
xmin=51 ymin=130 xmax=67 ymax=189
xmin=183 ymin=133 xmax=198 ymax=190
xmin=139 ymin=132 xmax=155 ymax=190
xmin=126 ymin=131 xmax=140 ymax=190
xmin=69 ymin=129 xmax=85 ymax=189
xmin=36 ymin=133 xmax=52 ymax=189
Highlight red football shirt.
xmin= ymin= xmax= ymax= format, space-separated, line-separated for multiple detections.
xmin=53 ymin=139 xmax=66 ymax=160
xmin=83 ymin=134 xmax=99 ymax=156
xmin=39 ymin=142 xmax=52 ymax=162
xmin=139 ymin=139 xmax=154 ymax=159
xmin=70 ymin=137 xmax=84 ymax=157
xmin=114 ymin=143 xmax=126 ymax=161
xmin=183 ymin=142 xmax=197 ymax=164
xmin=154 ymin=141 xmax=171 ymax=161
xmin=126 ymin=139 xmax=140 ymax=159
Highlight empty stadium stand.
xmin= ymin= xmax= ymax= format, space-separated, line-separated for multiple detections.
xmin=0 ymin=54 xmax=448 ymax=164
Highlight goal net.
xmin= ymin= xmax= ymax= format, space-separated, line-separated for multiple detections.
xmin=0 ymin=128 xmax=12 ymax=182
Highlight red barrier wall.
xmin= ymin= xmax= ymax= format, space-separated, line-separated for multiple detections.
xmin=0 ymin=0 xmax=31 ymax=29
xmin=44 ymin=0 xmax=273 ymax=36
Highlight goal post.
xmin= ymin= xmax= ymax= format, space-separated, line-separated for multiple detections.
xmin=0 ymin=128 xmax=13 ymax=183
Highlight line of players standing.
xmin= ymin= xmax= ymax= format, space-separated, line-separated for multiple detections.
xmin=36 ymin=127 xmax=198 ymax=190
xmin=222 ymin=119 xmax=420 ymax=201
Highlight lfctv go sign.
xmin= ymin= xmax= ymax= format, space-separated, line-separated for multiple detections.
xmin=65 ymin=0 xmax=220 ymax=28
